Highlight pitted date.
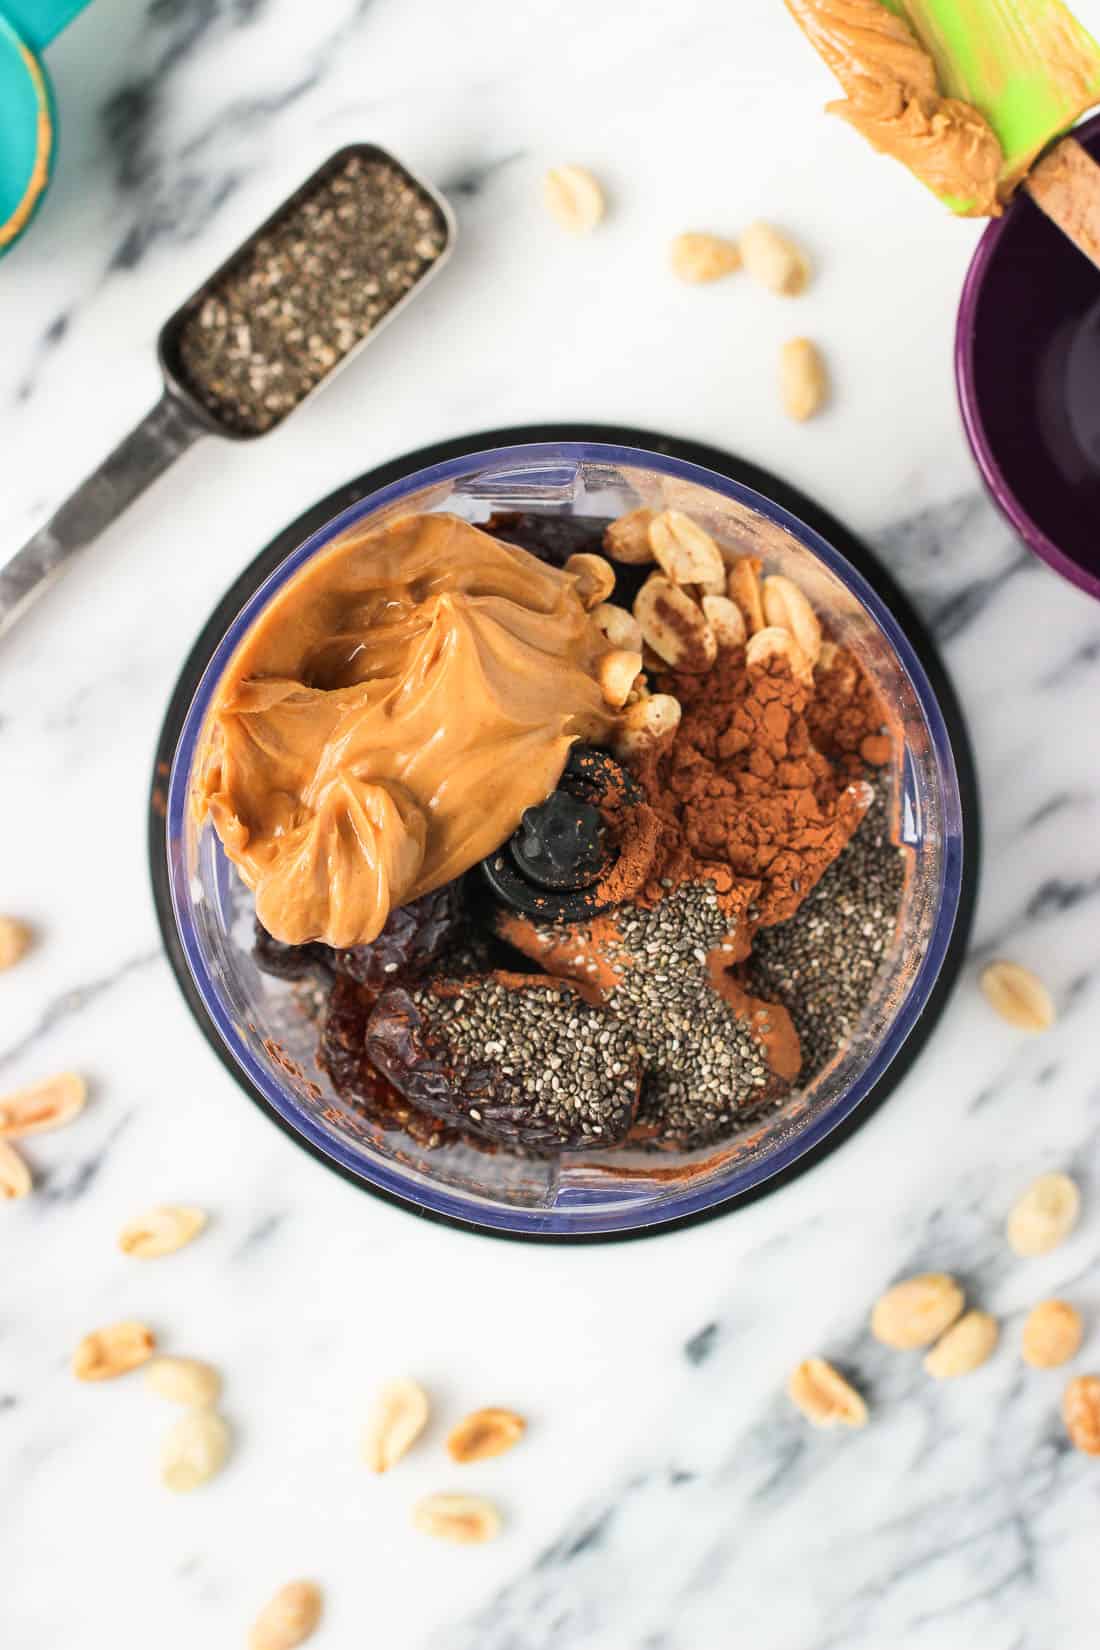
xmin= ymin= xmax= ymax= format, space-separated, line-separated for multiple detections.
xmin=319 ymin=976 xmax=457 ymax=1148
xmin=365 ymin=977 xmax=641 ymax=1152
xmin=253 ymin=919 xmax=329 ymax=981
xmin=325 ymin=882 xmax=463 ymax=988
xmin=485 ymin=511 xmax=612 ymax=569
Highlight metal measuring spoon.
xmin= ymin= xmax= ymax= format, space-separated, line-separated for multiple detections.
xmin=0 ymin=142 xmax=455 ymax=637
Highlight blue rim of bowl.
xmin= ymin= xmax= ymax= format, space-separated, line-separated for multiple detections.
xmin=162 ymin=433 xmax=971 ymax=1239
xmin=955 ymin=110 xmax=1100 ymax=603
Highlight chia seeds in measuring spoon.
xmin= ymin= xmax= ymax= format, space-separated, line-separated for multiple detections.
xmin=164 ymin=146 xmax=452 ymax=436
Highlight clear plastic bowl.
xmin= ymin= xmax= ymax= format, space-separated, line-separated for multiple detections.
xmin=165 ymin=442 xmax=965 ymax=1238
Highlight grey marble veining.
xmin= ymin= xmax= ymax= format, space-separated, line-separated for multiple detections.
xmin=2 ymin=0 xmax=1100 ymax=1646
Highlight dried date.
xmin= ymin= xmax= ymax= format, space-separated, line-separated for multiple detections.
xmin=325 ymin=882 xmax=463 ymax=989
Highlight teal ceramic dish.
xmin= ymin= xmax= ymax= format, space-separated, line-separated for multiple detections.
xmin=0 ymin=0 xmax=90 ymax=258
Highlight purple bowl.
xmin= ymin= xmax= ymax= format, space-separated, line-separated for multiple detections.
xmin=957 ymin=111 xmax=1100 ymax=600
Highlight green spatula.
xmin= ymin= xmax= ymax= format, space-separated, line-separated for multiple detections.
xmin=787 ymin=0 xmax=1100 ymax=266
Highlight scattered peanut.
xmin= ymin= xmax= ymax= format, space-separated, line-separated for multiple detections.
xmin=447 ymin=1407 xmax=527 ymax=1463
xmin=596 ymin=649 xmax=643 ymax=709
xmin=633 ymin=576 xmax=717 ymax=674
xmin=669 ymin=231 xmax=742 ymax=283
xmin=923 ymin=1311 xmax=999 ymax=1379
xmin=144 ymin=1356 xmax=222 ymax=1407
xmin=413 ymin=1493 xmax=502 ymax=1544
xmin=603 ymin=508 xmax=656 ymax=565
xmin=362 ymin=1377 xmax=430 ymax=1473
xmin=980 ymin=961 xmax=1055 ymax=1032
xmin=118 ymin=1203 xmax=207 ymax=1259
xmin=248 ymin=1581 xmax=323 ymax=1650
xmin=73 ymin=1320 xmax=156 ymax=1381
xmin=1022 ymin=1300 xmax=1083 ymax=1369
xmin=787 ymin=1358 xmax=867 ymax=1428
xmin=740 ymin=221 xmax=811 ymax=296
xmin=871 ymin=1274 xmax=964 ymax=1350
xmin=591 ymin=601 xmax=643 ymax=652
xmin=0 ymin=916 xmax=32 ymax=971
xmin=745 ymin=625 xmax=814 ymax=687
xmin=564 ymin=552 xmax=616 ymax=610
xmin=727 ymin=557 xmax=765 ymax=634
xmin=543 ymin=166 xmax=605 ymax=234
xmin=648 ymin=510 xmax=726 ymax=590
xmin=701 ymin=595 xmax=747 ymax=650
xmin=1007 ymin=1172 xmax=1080 ymax=1256
xmin=0 ymin=1138 xmax=31 ymax=1200
xmin=1064 ymin=1375 xmax=1100 ymax=1455
xmin=780 ymin=338 xmax=829 ymax=422
xmin=613 ymin=693 xmax=682 ymax=758
xmin=762 ymin=575 xmax=822 ymax=665
xmin=0 ymin=1072 xmax=86 ymax=1137
xmin=161 ymin=1407 xmax=232 ymax=1492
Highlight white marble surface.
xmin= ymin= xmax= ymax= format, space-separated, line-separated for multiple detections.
xmin=4 ymin=2 xmax=1100 ymax=1646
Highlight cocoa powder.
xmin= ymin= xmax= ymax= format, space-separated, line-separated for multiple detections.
xmin=637 ymin=642 xmax=883 ymax=925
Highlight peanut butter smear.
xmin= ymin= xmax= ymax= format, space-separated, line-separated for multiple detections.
xmin=785 ymin=0 xmax=1004 ymax=216
xmin=193 ymin=513 xmax=619 ymax=948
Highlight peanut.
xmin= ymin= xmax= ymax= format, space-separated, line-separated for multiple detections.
xmin=0 ymin=1072 xmax=86 ymax=1137
xmin=73 ymin=1320 xmax=156 ymax=1381
xmin=761 ymin=575 xmax=822 ymax=665
xmin=648 ymin=510 xmax=726 ymax=590
xmin=161 ymin=1407 xmax=231 ymax=1491
xmin=740 ymin=221 xmax=811 ymax=296
xmin=727 ymin=557 xmax=765 ymax=634
xmin=603 ymin=508 xmax=656 ymax=565
xmin=564 ymin=552 xmax=615 ymax=610
xmin=413 ymin=1493 xmax=502 ymax=1544
xmin=871 ymin=1274 xmax=964 ymax=1350
xmin=144 ymin=1356 xmax=222 ymax=1407
xmin=597 ymin=649 xmax=643 ymax=708
xmin=118 ymin=1204 xmax=207 ymax=1259
xmin=669 ymin=231 xmax=742 ymax=283
xmin=787 ymin=1358 xmax=867 ymax=1428
xmin=923 ymin=1311 xmax=999 ymax=1379
xmin=613 ymin=693 xmax=682 ymax=759
xmin=1022 ymin=1300 xmax=1083 ymax=1369
xmin=543 ymin=166 xmax=605 ymax=234
xmin=0 ymin=916 xmax=32 ymax=971
xmin=633 ymin=576 xmax=717 ymax=674
xmin=1007 ymin=1172 xmax=1080 ymax=1256
xmin=745 ymin=625 xmax=813 ymax=688
xmin=362 ymin=1377 xmax=429 ymax=1473
xmin=701 ymin=595 xmax=747 ymax=650
xmin=248 ymin=1581 xmax=323 ymax=1650
xmin=447 ymin=1407 xmax=527 ymax=1463
xmin=591 ymin=602 xmax=643 ymax=652
xmin=1063 ymin=1375 xmax=1100 ymax=1456
xmin=780 ymin=338 xmax=829 ymax=421
xmin=981 ymin=961 xmax=1055 ymax=1032
xmin=0 ymin=1139 xmax=31 ymax=1200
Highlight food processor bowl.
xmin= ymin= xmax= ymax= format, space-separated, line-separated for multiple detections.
xmin=164 ymin=441 xmax=966 ymax=1238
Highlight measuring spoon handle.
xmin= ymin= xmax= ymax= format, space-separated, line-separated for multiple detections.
xmin=0 ymin=391 xmax=203 ymax=639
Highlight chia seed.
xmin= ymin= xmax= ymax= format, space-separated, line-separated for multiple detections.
xmin=747 ymin=787 xmax=906 ymax=1082
xmin=173 ymin=151 xmax=448 ymax=435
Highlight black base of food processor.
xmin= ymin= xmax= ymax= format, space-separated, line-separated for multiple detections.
xmin=149 ymin=423 xmax=981 ymax=1243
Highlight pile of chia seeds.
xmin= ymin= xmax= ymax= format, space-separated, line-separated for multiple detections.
xmin=174 ymin=152 xmax=448 ymax=434
xmin=747 ymin=788 xmax=906 ymax=1082
xmin=523 ymin=881 xmax=773 ymax=1150
xmin=405 ymin=978 xmax=641 ymax=1149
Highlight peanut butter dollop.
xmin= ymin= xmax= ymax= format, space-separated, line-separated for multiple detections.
xmin=785 ymin=0 xmax=1004 ymax=217
xmin=193 ymin=513 xmax=619 ymax=948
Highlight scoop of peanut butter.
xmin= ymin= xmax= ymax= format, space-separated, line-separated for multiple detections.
xmin=785 ymin=0 xmax=1004 ymax=217
xmin=193 ymin=513 xmax=619 ymax=947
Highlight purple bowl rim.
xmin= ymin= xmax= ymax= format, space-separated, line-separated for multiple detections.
xmin=955 ymin=109 xmax=1100 ymax=601
xmin=165 ymin=439 xmax=964 ymax=1236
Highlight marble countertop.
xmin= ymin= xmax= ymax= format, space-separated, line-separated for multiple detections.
xmin=4 ymin=2 xmax=1100 ymax=1646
